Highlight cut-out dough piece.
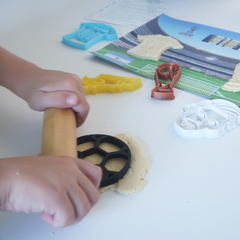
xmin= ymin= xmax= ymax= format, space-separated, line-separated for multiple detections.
xmin=221 ymin=63 xmax=240 ymax=92
xmin=127 ymin=34 xmax=184 ymax=61
xmin=77 ymin=133 xmax=148 ymax=195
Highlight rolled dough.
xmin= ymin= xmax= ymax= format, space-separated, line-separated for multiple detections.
xmin=127 ymin=34 xmax=184 ymax=61
xmin=221 ymin=63 xmax=240 ymax=92
xmin=77 ymin=133 xmax=148 ymax=195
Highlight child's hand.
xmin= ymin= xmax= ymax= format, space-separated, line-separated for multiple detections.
xmin=0 ymin=156 xmax=102 ymax=228
xmin=0 ymin=47 xmax=89 ymax=127
xmin=22 ymin=69 xmax=89 ymax=127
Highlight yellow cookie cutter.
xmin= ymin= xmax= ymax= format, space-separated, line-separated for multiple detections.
xmin=82 ymin=74 xmax=142 ymax=95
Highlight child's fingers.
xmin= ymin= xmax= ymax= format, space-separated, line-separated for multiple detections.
xmin=54 ymin=188 xmax=91 ymax=228
xmin=29 ymin=90 xmax=89 ymax=127
xmin=41 ymin=191 xmax=77 ymax=228
xmin=66 ymin=183 xmax=93 ymax=226
xmin=73 ymin=103 xmax=90 ymax=127
xmin=76 ymin=172 xmax=101 ymax=207
xmin=76 ymin=159 xmax=102 ymax=189
xmin=41 ymin=184 xmax=92 ymax=228
xmin=41 ymin=179 xmax=98 ymax=228
xmin=28 ymin=91 xmax=78 ymax=110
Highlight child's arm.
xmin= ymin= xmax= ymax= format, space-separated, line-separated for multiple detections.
xmin=0 ymin=155 xmax=102 ymax=228
xmin=0 ymin=47 xmax=89 ymax=127
xmin=0 ymin=47 xmax=102 ymax=228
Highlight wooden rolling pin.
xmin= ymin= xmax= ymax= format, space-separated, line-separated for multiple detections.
xmin=41 ymin=108 xmax=77 ymax=158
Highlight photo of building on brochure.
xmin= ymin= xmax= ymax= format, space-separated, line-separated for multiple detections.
xmin=91 ymin=14 xmax=240 ymax=106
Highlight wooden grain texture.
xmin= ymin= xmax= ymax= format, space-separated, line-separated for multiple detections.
xmin=41 ymin=108 xmax=77 ymax=158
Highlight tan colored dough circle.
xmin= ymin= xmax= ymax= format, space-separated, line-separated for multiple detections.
xmin=77 ymin=133 xmax=148 ymax=195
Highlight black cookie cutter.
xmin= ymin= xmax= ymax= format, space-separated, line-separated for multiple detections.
xmin=77 ymin=134 xmax=131 ymax=188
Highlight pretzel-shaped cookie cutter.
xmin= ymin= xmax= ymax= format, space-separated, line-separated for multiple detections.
xmin=151 ymin=63 xmax=181 ymax=100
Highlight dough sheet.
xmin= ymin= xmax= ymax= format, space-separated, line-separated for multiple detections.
xmin=77 ymin=133 xmax=148 ymax=195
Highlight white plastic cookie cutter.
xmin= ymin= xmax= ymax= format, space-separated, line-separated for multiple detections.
xmin=174 ymin=99 xmax=240 ymax=138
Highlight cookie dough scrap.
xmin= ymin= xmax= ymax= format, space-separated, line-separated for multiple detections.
xmin=221 ymin=63 xmax=240 ymax=92
xmin=127 ymin=34 xmax=184 ymax=61
xmin=77 ymin=133 xmax=149 ymax=195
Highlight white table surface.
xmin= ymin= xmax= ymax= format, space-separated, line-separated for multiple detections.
xmin=1 ymin=0 xmax=240 ymax=239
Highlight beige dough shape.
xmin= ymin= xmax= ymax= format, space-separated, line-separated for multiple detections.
xmin=127 ymin=34 xmax=184 ymax=61
xmin=221 ymin=63 xmax=240 ymax=92
xmin=77 ymin=133 xmax=148 ymax=195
